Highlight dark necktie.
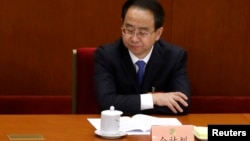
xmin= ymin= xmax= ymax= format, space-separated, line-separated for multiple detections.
xmin=136 ymin=60 xmax=146 ymax=86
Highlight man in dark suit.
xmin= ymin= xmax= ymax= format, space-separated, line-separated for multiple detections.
xmin=94 ymin=0 xmax=190 ymax=115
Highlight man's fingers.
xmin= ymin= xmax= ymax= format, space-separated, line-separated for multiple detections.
xmin=168 ymin=99 xmax=183 ymax=113
xmin=175 ymin=92 xmax=188 ymax=100
xmin=174 ymin=93 xmax=188 ymax=107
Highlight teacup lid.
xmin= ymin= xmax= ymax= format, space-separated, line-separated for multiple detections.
xmin=101 ymin=106 xmax=123 ymax=116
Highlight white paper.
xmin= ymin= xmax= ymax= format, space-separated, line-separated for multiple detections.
xmin=87 ymin=114 xmax=182 ymax=135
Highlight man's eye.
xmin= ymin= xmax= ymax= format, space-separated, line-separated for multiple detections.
xmin=138 ymin=32 xmax=148 ymax=36
xmin=126 ymin=29 xmax=134 ymax=33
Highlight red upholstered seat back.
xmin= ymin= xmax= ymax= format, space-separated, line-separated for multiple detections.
xmin=189 ymin=96 xmax=250 ymax=113
xmin=73 ymin=47 xmax=100 ymax=114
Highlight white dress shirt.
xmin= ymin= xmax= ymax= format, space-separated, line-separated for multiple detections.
xmin=128 ymin=47 xmax=154 ymax=110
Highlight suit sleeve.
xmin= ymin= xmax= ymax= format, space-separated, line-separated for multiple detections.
xmin=160 ymin=50 xmax=191 ymax=114
xmin=93 ymin=47 xmax=141 ymax=115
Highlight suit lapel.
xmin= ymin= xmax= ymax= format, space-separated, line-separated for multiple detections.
xmin=142 ymin=45 xmax=165 ymax=92
xmin=119 ymin=40 xmax=165 ymax=93
xmin=120 ymin=45 xmax=140 ymax=91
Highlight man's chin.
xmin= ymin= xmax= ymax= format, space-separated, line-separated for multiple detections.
xmin=130 ymin=47 xmax=142 ymax=54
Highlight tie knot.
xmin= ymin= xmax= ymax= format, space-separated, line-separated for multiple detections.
xmin=136 ymin=60 xmax=145 ymax=69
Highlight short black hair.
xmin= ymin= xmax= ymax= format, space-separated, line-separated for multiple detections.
xmin=121 ymin=0 xmax=165 ymax=30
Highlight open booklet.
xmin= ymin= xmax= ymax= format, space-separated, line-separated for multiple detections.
xmin=87 ymin=114 xmax=182 ymax=135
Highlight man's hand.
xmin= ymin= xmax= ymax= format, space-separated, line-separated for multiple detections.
xmin=152 ymin=92 xmax=188 ymax=113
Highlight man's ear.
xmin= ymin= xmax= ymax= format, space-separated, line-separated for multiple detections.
xmin=155 ymin=27 xmax=164 ymax=41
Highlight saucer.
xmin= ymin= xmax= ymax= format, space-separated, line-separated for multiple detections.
xmin=95 ymin=130 xmax=127 ymax=139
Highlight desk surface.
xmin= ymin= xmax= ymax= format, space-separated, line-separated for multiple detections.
xmin=0 ymin=114 xmax=249 ymax=141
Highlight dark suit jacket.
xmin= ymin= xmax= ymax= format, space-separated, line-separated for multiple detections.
xmin=94 ymin=38 xmax=190 ymax=115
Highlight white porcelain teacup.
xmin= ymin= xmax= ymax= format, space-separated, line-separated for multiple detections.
xmin=100 ymin=106 xmax=123 ymax=135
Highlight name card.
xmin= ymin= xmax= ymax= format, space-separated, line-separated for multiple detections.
xmin=151 ymin=125 xmax=194 ymax=141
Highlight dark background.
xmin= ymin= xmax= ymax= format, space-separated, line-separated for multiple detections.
xmin=0 ymin=0 xmax=249 ymax=97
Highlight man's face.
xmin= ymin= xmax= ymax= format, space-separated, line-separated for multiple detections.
xmin=122 ymin=6 xmax=163 ymax=59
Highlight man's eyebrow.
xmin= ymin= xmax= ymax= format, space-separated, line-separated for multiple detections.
xmin=124 ymin=23 xmax=134 ymax=28
xmin=138 ymin=27 xmax=149 ymax=31
xmin=124 ymin=24 xmax=150 ymax=30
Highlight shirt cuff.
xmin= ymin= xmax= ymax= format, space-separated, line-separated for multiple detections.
xmin=140 ymin=93 xmax=154 ymax=110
